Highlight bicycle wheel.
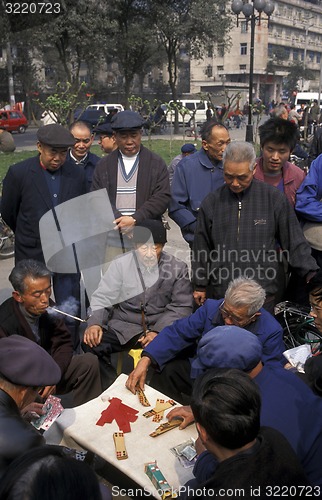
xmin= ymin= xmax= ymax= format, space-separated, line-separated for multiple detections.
xmin=0 ymin=235 xmax=15 ymax=259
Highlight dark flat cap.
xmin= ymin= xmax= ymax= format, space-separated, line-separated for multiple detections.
xmin=181 ymin=143 xmax=197 ymax=154
xmin=0 ymin=335 xmax=61 ymax=386
xmin=92 ymin=122 xmax=114 ymax=135
xmin=133 ymin=219 xmax=167 ymax=245
xmin=111 ymin=110 xmax=145 ymax=131
xmin=190 ymin=326 xmax=262 ymax=379
xmin=37 ymin=124 xmax=75 ymax=147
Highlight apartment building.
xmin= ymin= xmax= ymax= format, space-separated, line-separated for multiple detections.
xmin=190 ymin=0 xmax=322 ymax=105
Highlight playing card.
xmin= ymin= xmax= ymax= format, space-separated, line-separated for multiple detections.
xmin=31 ymin=395 xmax=64 ymax=431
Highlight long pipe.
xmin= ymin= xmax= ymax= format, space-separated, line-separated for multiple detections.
xmin=47 ymin=307 xmax=89 ymax=323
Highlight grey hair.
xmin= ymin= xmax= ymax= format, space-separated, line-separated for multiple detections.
xmin=223 ymin=141 xmax=256 ymax=171
xmin=9 ymin=259 xmax=51 ymax=294
xmin=273 ymin=105 xmax=287 ymax=118
xmin=224 ymin=277 xmax=266 ymax=315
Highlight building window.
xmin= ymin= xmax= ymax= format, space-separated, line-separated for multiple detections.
xmin=293 ymin=49 xmax=299 ymax=61
xmin=241 ymin=21 xmax=247 ymax=33
xmin=217 ymin=65 xmax=224 ymax=71
xmin=240 ymin=64 xmax=247 ymax=70
xmin=207 ymin=46 xmax=213 ymax=58
xmin=217 ymin=44 xmax=225 ymax=57
xmin=240 ymin=43 xmax=247 ymax=55
xmin=308 ymin=51 xmax=314 ymax=62
xmin=205 ymin=65 xmax=213 ymax=77
xmin=318 ymin=53 xmax=321 ymax=64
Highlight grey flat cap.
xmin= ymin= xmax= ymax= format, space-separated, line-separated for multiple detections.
xmin=111 ymin=110 xmax=145 ymax=131
xmin=37 ymin=124 xmax=75 ymax=147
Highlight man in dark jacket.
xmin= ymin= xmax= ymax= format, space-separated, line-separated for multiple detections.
xmin=178 ymin=368 xmax=310 ymax=499
xmin=192 ymin=141 xmax=318 ymax=312
xmin=0 ymin=260 xmax=102 ymax=407
xmin=91 ymin=110 xmax=170 ymax=233
xmin=1 ymin=124 xmax=87 ymax=350
xmin=67 ymin=121 xmax=100 ymax=191
xmin=0 ymin=335 xmax=61 ymax=478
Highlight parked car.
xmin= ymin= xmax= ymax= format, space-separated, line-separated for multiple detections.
xmin=0 ymin=109 xmax=28 ymax=133
xmin=167 ymin=100 xmax=208 ymax=126
xmin=87 ymin=103 xmax=124 ymax=113
xmin=73 ymin=109 xmax=108 ymax=129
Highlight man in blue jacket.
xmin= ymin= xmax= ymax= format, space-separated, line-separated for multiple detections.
xmin=126 ymin=277 xmax=285 ymax=402
xmin=167 ymin=326 xmax=322 ymax=489
xmin=169 ymin=121 xmax=230 ymax=247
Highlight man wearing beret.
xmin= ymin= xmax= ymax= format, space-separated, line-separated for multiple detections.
xmin=167 ymin=326 xmax=322 ymax=488
xmin=91 ymin=110 xmax=170 ymax=238
xmin=93 ymin=121 xmax=117 ymax=154
xmin=0 ymin=335 xmax=61 ymax=477
xmin=67 ymin=120 xmax=100 ymax=191
xmin=1 ymin=124 xmax=87 ymax=350
xmin=0 ymin=259 xmax=102 ymax=406
xmin=168 ymin=143 xmax=197 ymax=186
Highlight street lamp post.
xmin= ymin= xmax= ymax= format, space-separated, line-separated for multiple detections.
xmin=231 ymin=0 xmax=275 ymax=143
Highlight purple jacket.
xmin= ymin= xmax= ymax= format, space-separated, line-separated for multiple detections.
xmin=254 ymin=157 xmax=305 ymax=207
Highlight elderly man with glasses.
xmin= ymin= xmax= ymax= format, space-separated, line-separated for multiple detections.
xmin=126 ymin=277 xmax=285 ymax=403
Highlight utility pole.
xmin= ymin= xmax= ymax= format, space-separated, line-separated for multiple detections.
xmin=6 ymin=41 xmax=15 ymax=108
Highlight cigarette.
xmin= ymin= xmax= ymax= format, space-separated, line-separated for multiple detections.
xmin=48 ymin=307 xmax=87 ymax=323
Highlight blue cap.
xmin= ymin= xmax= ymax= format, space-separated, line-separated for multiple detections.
xmin=181 ymin=143 xmax=197 ymax=154
xmin=190 ymin=326 xmax=262 ymax=379
xmin=92 ymin=122 xmax=114 ymax=135
xmin=0 ymin=335 xmax=61 ymax=386
xmin=111 ymin=110 xmax=146 ymax=131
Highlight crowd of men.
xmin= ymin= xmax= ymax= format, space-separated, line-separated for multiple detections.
xmin=1 ymin=109 xmax=322 ymax=495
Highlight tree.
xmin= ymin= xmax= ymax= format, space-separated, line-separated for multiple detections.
xmin=147 ymin=0 xmax=232 ymax=131
xmin=105 ymin=0 xmax=161 ymax=107
xmin=33 ymin=82 xmax=92 ymax=126
xmin=284 ymin=63 xmax=315 ymax=99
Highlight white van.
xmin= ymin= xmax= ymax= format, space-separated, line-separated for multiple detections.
xmin=87 ymin=103 xmax=124 ymax=113
xmin=294 ymin=92 xmax=322 ymax=108
xmin=167 ymin=100 xmax=208 ymax=125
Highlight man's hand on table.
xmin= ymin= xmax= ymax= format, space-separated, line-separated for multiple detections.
xmin=83 ymin=325 xmax=103 ymax=348
xmin=167 ymin=405 xmax=194 ymax=430
xmin=125 ymin=357 xmax=151 ymax=393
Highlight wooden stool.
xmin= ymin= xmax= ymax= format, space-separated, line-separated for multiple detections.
xmin=117 ymin=348 xmax=143 ymax=375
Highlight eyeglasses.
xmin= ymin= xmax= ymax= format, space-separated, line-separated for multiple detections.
xmin=219 ymin=300 xmax=257 ymax=327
